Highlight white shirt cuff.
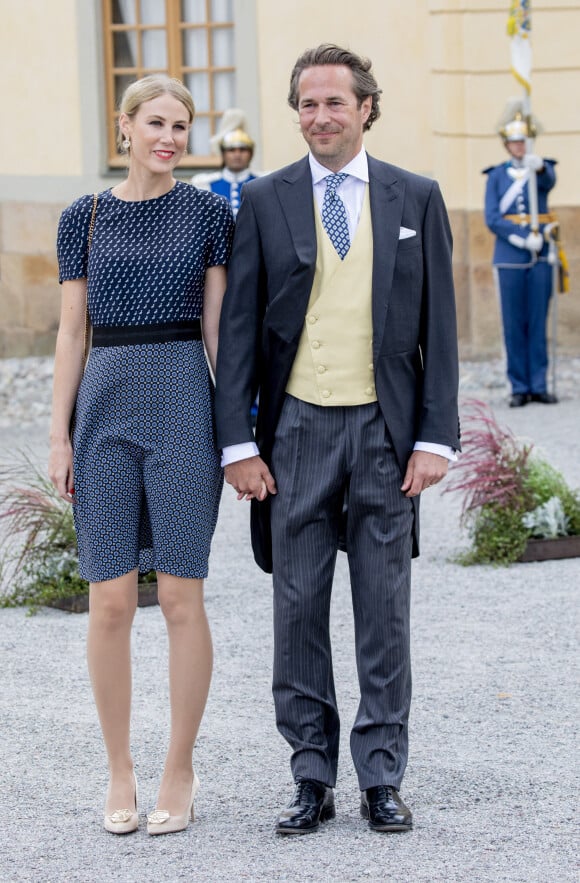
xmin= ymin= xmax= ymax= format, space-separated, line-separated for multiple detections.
xmin=413 ymin=441 xmax=457 ymax=462
xmin=222 ymin=440 xmax=456 ymax=466
xmin=221 ymin=441 xmax=260 ymax=467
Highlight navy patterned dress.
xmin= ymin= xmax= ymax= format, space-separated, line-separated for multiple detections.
xmin=57 ymin=181 xmax=234 ymax=581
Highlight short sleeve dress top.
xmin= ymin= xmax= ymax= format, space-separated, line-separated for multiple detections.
xmin=57 ymin=182 xmax=234 ymax=581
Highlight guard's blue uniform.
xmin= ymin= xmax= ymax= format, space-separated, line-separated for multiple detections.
xmin=192 ymin=169 xmax=258 ymax=217
xmin=483 ymin=160 xmax=557 ymax=396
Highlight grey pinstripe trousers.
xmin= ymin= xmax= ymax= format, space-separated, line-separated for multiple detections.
xmin=270 ymin=394 xmax=414 ymax=791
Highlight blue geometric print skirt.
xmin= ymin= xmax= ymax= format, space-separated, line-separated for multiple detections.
xmin=72 ymin=339 xmax=222 ymax=582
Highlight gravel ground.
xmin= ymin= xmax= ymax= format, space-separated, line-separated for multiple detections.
xmin=0 ymin=356 xmax=578 ymax=883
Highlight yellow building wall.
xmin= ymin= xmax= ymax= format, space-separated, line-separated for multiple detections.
xmin=249 ymin=0 xmax=580 ymax=359
xmin=1 ymin=0 xmax=578 ymax=203
xmin=0 ymin=0 xmax=579 ymax=357
xmin=0 ymin=0 xmax=83 ymax=176
xmin=430 ymin=0 xmax=580 ymax=210
xmin=253 ymin=0 xmax=580 ymax=210
xmin=254 ymin=0 xmax=434 ymax=177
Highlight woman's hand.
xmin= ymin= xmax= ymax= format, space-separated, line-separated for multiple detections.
xmin=48 ymin=437 xmax=75 ymax=503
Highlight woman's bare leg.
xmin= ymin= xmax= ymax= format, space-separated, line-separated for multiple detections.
xmin=87 ymin=569 xmax=138 ymax=812
xmin=154 ymin=573 xmax=212 ymax=814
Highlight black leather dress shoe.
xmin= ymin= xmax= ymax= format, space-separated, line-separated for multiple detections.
xmin=276 ymin=778 xmax=335 ymax=835
xmin=360 ymin=786 xmax=412 ymax=832
xmin=509 ymin=393 xmax=530 ymax=408
xmin=530 ymin=392 xmax=558 ymax=404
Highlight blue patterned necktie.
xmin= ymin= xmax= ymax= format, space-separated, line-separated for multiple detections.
xmin=321 ymin=173 xmax=350 ymax=259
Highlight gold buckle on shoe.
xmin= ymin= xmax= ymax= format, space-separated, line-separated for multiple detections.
xmin=147 ymin=810 xmax=170 ymax=825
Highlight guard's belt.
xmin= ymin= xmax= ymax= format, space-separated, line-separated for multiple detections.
xmin=503 ymin=213 xmax=570 ymax=293
xmin=503 ymin=212 xmax=554 ymax=225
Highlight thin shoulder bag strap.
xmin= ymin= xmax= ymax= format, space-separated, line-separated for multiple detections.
xmin=83 ymin=193 xmax=98 ymax=365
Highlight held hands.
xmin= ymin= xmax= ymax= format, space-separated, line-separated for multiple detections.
xmin=523 ymin=153 xmax=543 ymax=172
xmin=48 ymin=438 xmax=75 ymax=503
xmin=401 ymin=451 xmax=448 ymax=498
xmin=508 ymin=231 xmax=544 ymax=253
xmin=224 ymin=455 xmax=277 ymax=502
xmin=226 ymin=451 xmax=446 ymax=501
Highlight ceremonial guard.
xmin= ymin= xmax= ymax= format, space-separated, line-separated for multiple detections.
xmin=192 ymin=109 xmax=259 ymax=217
xmin=483 ymin=105 xmax=558 ymax=407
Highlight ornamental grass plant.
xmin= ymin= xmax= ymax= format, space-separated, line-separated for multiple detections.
xmin=0 ymin=451 xmax=86 ymax=612
xmin=0 ymin=450 xmax=156 ymax=613
xmin=445 ymin=400 xmax=580 ymax=565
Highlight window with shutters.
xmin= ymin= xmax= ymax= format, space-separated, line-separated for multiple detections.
xmin=102 ymin=0 xmax=235 ymax=168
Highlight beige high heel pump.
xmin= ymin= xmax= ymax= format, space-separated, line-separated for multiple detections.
xmin=147 ymin=772 xmax=200 ymax=836
xmin=104 ymin=773 xmax=139 ymax=834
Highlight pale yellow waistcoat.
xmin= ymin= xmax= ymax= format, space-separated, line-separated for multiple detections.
xmin=286 ymin=186 xmax=376 ymax=406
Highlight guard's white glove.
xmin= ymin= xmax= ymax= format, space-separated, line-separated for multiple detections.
xmin=524 ymin=231 xmax=544 ymax=252
xmin=523 ymin=153 xmax=543 ymax=172
xmin=508 ymin=232 xmax=544 ymax=252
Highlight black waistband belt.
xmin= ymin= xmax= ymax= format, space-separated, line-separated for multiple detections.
xmin=91 ymin=320 xmax=202 ymax=347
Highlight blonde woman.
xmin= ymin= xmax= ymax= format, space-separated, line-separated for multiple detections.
xmin=49 ymin=75 xmax=234 ymax=835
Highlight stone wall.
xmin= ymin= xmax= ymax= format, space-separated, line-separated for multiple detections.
xmin=0 ymin=201 xmax=64 ymax=357
xmin=0 ymin=199 xmax=578 ymax=359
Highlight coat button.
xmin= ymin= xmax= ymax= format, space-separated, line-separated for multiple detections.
xmin=322 ymin=389 xmax=331 ymax=399
xmin=311 ymin=340 xmax=321 ymax=349
xmin=317 ymin=365 xmax=326 ymax=374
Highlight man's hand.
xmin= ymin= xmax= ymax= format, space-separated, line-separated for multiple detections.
xmin=401 ymin=451 xmax=448 ymax=498
xmin=224 ymin=455 xmax=277 ymax=501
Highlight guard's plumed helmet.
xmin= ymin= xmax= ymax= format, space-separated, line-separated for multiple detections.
xmin=210 ymin=109 xmax=255 ymax=154
xmin=496 ymin=100 xmax=541 ymax=142
xmin=220 ymin=128 xmax=254 ymax=150
xmin=501 ymin=114 xmax=528 ymax=142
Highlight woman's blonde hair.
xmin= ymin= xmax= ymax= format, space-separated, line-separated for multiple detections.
xmin=117 ymin=75 xmax=195 ymax=151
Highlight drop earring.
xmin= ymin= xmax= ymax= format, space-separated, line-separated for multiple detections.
xmin=122 ymin=138 xmax=131 ymax=150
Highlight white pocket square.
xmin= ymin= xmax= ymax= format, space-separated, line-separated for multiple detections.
xmin=399 ymin=226 xmax=416 ymax=240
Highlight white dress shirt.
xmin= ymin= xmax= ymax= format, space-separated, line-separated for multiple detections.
xmin=310 ymin=150 xmax=368 ymax=240
xmin=221 ymin=148 xmax=456 ymax=465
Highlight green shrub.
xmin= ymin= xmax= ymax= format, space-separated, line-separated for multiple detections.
xmin=446 ymin=401 xmax=579 ymax=565
xmin=458 ymin=499 xmax=530 ymax=566
xmin=524 ymin=458 xmax=580 ymax=534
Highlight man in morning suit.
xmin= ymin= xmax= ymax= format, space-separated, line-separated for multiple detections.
xmin=214 ymin=44 xmax=460 ymax=835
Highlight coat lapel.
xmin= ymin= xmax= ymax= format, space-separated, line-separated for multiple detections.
xmin=268 ymin=158 xmax=317 ymax=342
xmin=274 ymin=157 xmax=317 ymax=268
xmin=368 ymin=156 xmax=406 ymax=359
